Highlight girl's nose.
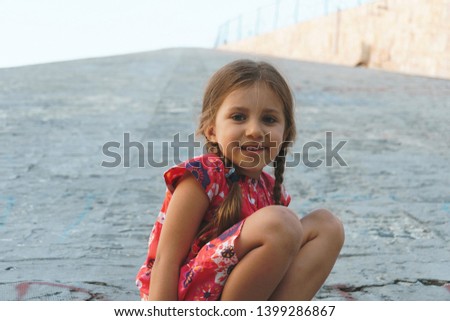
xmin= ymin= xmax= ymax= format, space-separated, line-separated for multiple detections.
xmin=245 ymin=119 xmax=264 ymax=139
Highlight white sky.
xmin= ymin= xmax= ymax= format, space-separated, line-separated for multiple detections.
xmin=0 ymin=0 xmax=365 ymax=68
xmin=0 ymin=0 xmax=276 ymax=68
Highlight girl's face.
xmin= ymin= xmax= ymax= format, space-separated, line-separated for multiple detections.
xmin=206 ymin=82 xmax=286 ymax=179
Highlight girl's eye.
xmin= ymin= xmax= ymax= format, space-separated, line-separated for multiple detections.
xmin=231 ymin=114 xmax=246 ymax=121
xmin=263 ymin=115 xmax=277 ymax=124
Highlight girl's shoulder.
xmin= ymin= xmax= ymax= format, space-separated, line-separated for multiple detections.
xmin=182 ymin=153 xmax=225 ymax=172
xmin=164 ymin=154 xmax=228 ymax=201
xmin=259 ymin=170 xmax=275 ymax=185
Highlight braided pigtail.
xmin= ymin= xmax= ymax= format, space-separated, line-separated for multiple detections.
xmin=213 ymin=176 xmax=242 ymax=237
xmin=212 ymin=155 xmax=242 ymax=238
xmin=273 ymin=146 xmax=287 ymax=205
xmin=196 ymin=146 xmax=242 ymax=244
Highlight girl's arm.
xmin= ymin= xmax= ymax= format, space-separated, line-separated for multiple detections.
xmin=148 ymin=172 xmax=209 ymax=300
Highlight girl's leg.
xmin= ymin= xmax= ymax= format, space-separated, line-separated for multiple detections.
xmin=269 ymin=209 xmax=345 ymax=300
xmin=220 ymin=205 xmax=303 ymax=300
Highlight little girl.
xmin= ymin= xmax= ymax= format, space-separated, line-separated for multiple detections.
xmin=136 ymin=59 xmax=345 ymax=301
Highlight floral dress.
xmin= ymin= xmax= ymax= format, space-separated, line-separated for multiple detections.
xmin=135 ymin=154 xmax=291 ymax=301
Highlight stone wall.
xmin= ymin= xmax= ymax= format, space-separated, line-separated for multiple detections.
xmin=219 ymin=0 xmax=450 ymax=79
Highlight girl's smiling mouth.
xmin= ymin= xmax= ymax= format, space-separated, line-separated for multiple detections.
xmin=240 ymin=143 xmax=266 ymax=153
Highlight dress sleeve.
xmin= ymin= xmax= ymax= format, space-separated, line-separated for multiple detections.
xmin=163 ymin=154 xmax=226 ymax=202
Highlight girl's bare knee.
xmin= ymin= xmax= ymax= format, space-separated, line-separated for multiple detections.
xmin=309 ymin=208 xmax=345 ymax=246
xmin=235 ymin=206 xmax=303 ymax=260
xmin=257 ymin=206 xmax=303 ymax=253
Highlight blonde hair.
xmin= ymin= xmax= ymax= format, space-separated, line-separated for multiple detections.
xmin=197 ymin=59 xmax=296 ymax=242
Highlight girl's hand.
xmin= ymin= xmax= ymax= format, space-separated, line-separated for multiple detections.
xmin=148 ymin=172 xmax=209 ymax=300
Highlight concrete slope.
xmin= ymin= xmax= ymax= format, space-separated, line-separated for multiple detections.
xmin=0 ymin=48 xmax=449 ymax=300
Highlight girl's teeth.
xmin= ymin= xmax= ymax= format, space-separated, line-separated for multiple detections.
xmin=245 ymin=146 xmax=261 ymax=151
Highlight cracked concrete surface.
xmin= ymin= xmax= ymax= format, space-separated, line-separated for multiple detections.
xmin=0 ymin=48 xmax=449 ymax=300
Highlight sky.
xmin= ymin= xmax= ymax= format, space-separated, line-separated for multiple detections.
xmin=0 ymin=0 xmax=276 ymax=68
xmin=0 ymin=0 xmax=366 ymax=68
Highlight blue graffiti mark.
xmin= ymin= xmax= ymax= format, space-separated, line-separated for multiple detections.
xmin=327 ymin=194 xmax=373 ymax=201
xmin=442 ymin=203 xmax=450 ymax=214
xmin=0 ymin=195 xmax=16 ymax=229
xmin=329 ymin=194 xmax=346 ymax=200
xmin=352 ymin=194 xmax=372 ymax=201
xmin=60 ymin=193 xmax=95 ymax=241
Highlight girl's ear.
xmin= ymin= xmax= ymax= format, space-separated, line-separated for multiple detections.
xmin=205 ymin=125 xmax=217 ymax=143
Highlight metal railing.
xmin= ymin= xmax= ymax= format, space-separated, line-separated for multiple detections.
xmin=215 ymin=0 xmax=375 ymax=47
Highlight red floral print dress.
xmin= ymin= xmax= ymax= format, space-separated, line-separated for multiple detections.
xmin=136 ymin=154 xmax=291 ymax=301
